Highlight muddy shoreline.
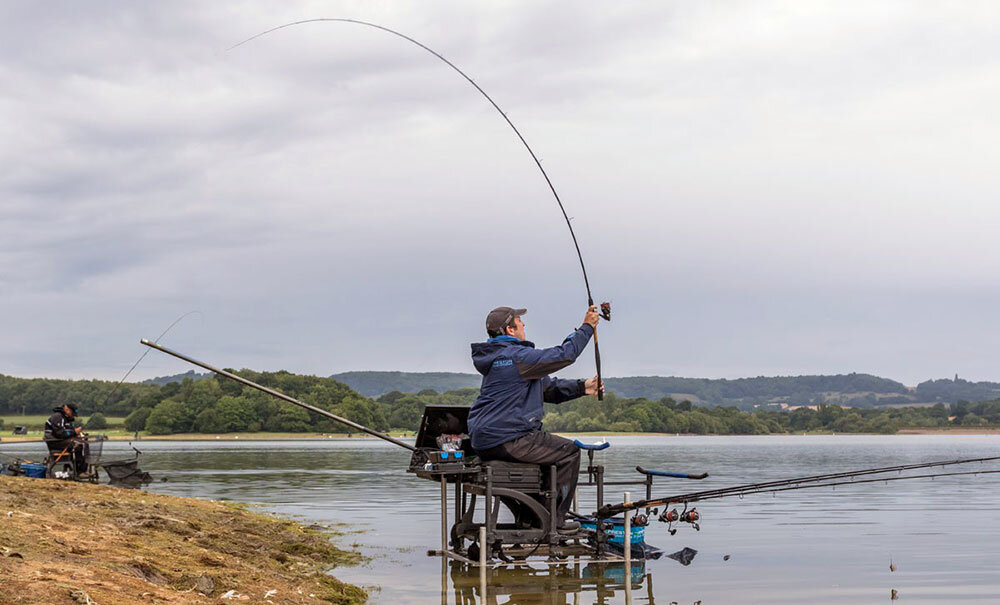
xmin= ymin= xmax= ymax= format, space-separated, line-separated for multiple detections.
xmin=0 ymin=476 xmax=366 ymax=604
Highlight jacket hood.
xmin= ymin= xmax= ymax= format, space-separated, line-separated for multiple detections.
xmin=470 ymin=341 xmax=505 ymax=375
xmin=470 ymin=338 xmax=536 ymax=375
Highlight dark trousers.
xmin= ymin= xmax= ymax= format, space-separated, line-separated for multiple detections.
xmin=479 ymin=431 xmax=581 ymax=522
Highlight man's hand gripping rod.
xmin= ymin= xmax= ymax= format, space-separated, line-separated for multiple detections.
xmin=594 ymin=302 xmax=611 ymax=400
xmin=139 ymin=339 xmax=415 ymax=451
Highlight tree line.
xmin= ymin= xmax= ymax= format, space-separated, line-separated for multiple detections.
xmin=4 ymin=371 xmax=1000 ymax=435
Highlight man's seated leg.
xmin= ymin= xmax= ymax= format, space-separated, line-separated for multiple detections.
xmin=478 ymin=431 xmax=581 ymax=529
xmin=73 ymin=439 xmax=91 ymax=476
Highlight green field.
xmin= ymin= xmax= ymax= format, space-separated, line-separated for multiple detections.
xmin=0 ymin=415 xmax=126 ymax=430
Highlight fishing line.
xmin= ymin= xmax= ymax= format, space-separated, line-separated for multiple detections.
xmin=99 ymin=310 xmax=202 ymax=410
xmin=230 ymin=19 xmax=607 ymax=397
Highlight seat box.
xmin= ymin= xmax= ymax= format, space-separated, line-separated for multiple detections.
xmin=481 ymin=461 xmax=543 ymax=491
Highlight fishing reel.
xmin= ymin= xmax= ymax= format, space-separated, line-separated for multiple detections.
xmin=600 ymin=302 xmax=611 ymax=321
xmin=655 ymin=503 xmax=701 ymax=535
xmin=631 ymin=512 xmax=651 ymax=527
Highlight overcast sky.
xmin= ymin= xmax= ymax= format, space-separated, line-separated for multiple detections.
xmin=2 ymin=1 xmax=999 ymax=385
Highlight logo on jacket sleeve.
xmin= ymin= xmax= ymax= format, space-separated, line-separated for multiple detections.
xmin=492 ymin=358 xmax=513 ymax=368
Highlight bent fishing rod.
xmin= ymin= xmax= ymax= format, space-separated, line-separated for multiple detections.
xmin=231 ymin=19 xmax=610 ymax=399
xmin=597 ymin=455 xmax=1000 ymax=518
xmin=139 ymin=339 xmax=415 ymax=452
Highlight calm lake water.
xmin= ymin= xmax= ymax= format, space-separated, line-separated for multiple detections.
xmin=4 ymin=434 xmax=1000 ymax=603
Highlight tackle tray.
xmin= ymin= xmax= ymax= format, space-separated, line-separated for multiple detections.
xmin=479 ymin=460 xmax=543 ymax=491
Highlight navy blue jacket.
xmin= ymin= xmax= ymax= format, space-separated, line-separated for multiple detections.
xmin=468 ymin=324 xmax=594 ymax=451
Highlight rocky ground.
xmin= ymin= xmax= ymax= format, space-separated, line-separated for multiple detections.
xmin=0 ymin=476 xmax=366 ymax=604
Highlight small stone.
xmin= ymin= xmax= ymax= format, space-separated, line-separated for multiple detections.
xmin=194 ymin=575 xmax=214 ymax=595
xmin=69 ymin=589 xmax=96 ymax=605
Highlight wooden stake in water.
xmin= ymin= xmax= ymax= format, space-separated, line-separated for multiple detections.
xmin=624 ymin=491 xmax=632 ymax=565
xmin=624 ymin=491 xmax=633 ymax=605
xmin=479 ymin=526 xmax=487 ymax=598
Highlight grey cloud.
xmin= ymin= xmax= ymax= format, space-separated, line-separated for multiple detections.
xmin=2 ymin=1 xmax=1000 ymax=385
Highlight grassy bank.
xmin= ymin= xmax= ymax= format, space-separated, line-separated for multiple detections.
xmin=0 ymin=476 xmax=366 ymax=604
xmin=0 ymin=415 xmax=126 ymax=428
xmin=7 ymin=428 xmax=1000 ymax=446
xmin=0 ymin=431 xmax=418 ymax=444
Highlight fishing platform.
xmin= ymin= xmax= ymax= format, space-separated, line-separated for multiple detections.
xmin=408 ymin=405 xmax=692 ymax=567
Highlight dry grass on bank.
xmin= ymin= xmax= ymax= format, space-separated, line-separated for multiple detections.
xmin=0 ymin=476 xmax=366 ymax=605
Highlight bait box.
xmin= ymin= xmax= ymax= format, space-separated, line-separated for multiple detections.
xmin=21 ymin=463 xmax=47 ymax=479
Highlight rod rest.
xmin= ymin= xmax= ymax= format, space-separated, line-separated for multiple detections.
xmin=635 ymin=466 xmax=708 ymax=480
xmin=573 ymin=439 xmax=611 ymax=451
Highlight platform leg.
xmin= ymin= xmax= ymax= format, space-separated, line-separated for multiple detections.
xmin=596 ymin=465 xmax=605 ymax=556
xmin=484 ymin=466 xmax=494 ymax=556
xmin=453 ymin=480 xmax=463 ymax=552
xmin=440 ymin=555 xmax=447 ymax=605
xmin=645 ymin=475 xmax=652 ymax=515
xmin=440 ymin=476 xmax=448 ymax=557
xmin=548 ymin=464 xmax=558 ymax=549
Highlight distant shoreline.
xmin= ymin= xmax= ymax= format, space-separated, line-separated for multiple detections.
xmin=4 ymin=427 xmax=1000 ymax=445
xmin=896 ymin=427 xmax=1000 ymax=435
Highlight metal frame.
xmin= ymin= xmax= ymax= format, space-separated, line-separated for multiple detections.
xmin=420 ymin=447 xmax=657 ymax=567
xmin=44 ymin=437 xmax=99 ymax=483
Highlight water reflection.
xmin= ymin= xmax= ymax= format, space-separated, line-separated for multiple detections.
xmin=447 ymin=560 xmax=656 ymax=605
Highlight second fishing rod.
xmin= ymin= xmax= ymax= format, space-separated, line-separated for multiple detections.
xmin=598 ymin=455 xmax=1000 ymax=517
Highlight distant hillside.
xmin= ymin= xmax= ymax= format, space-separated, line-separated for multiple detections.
xmin=915 ymin=377 xmax=1000 ymax=403
xmin=604 ymin=373 xmax=910 ymax=407
xmin=328 ymin=370 xmax=1000 ymax=408
xmin=330 ymin=371 xmax=481 ymax=397
xmin=140 ymin=370 xmax=209 ymax=386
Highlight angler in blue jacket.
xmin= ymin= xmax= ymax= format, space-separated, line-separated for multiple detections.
xmin=468 ymin=305 xmax=602 ymax=531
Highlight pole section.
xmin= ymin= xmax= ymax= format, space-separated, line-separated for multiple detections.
xmin=139 ymin=339 xmax=416 ymax=451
